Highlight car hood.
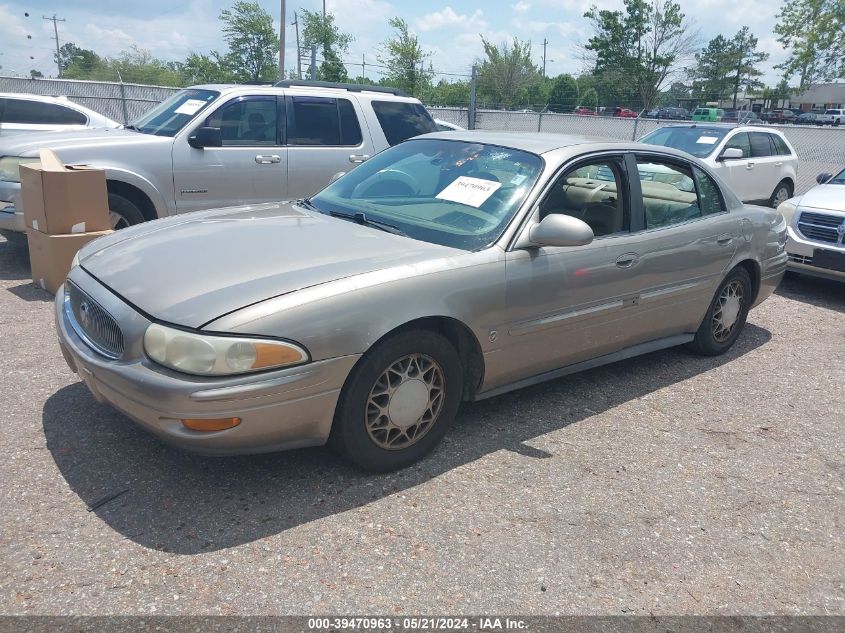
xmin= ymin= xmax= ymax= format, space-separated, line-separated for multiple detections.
xmin=796 ymin=184 xmax=844 ymax=212
xmin=79 ymin=202 xmax=461 ymax=329
xmin=0 ymin=127 xmax=168 ymax=157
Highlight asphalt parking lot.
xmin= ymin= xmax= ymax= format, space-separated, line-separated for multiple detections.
xmin=0 ymin=233 xmax=843 ymax=616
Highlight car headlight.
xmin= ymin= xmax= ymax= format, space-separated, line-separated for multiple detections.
xmin=0 ymin=156 xmax=39 ymax=183
xmin=143 ymin=323 xmax=309 ymax=376
xmin=777 ymin=199 xmax=798 ymax=223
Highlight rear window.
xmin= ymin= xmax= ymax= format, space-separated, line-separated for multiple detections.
xmin=824 ymin=109 xmax=841 ymax=115
xmin=1 ymin=98 xmax=87 ymax=125
xmin=771 ymin=134 xmax=791 ymax=156
xmin=371 ymin=101 xmax=437 ymax=146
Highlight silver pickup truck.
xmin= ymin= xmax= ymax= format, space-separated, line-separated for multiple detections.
xmin=0 ymin=81 xmax=436 ymax=234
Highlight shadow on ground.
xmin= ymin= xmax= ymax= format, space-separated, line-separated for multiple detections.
xmin=0 ymin=235 xmax=30 ymax=282
xmin=775 ymin=272 xmax=845 ymax=312
xmin=43 ymin=323 xmax=772 ymax=555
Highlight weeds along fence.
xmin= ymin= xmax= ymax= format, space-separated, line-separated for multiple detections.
xmin=433 ymin=107 xmax=845 ymax=195
xmin=3 ymin=78 xmax=842 ymax=196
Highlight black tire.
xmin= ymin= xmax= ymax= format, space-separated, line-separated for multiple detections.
xmin=768 ymin=180 xmax=792 ymax=208
xmin=107 ymin=192 xmax=145 ymax=229
xmin=331 ymin=329 xmax=463 ymax=472
xmin=689 ymin=267 xmax=753 ymax=356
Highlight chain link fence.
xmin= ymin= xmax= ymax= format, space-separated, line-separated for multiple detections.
xmin=0 ymin=76 xmax=179 ymax=124
xmin=2 ymin=78 xmax=842 ymax=196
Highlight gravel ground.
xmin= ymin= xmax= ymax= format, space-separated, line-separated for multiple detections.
xmin=0 ymin=234 xmax=843 ymax=616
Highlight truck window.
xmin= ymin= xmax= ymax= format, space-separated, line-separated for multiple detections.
xmin=287 ymin=96 xmax=362 ymax=146
xmin=371 ymin=101 xmax=437 ymax=146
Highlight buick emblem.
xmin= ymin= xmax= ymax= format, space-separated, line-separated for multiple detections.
xmin=79 ymin=301 xmax=92 ymax=330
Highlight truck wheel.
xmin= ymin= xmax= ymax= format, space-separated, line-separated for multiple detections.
xmin=108 ymin=193 xmax=145 ymax=229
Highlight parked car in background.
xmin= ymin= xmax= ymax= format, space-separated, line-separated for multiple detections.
xmin=613 ymin=107 xmax=638 ymax=118
xmin=762 ymin=109 xmax=796 ymax=124
xmin=819 ymin=108 xmax=844 ymax=126
xmin=795 ymin=112 xmax=824 ymax=125
xmin=0 ymin=81 xmax=436 ymax=236
xmin=56 ymin=131 xmax=787 ymax=471
xmin=573 ymin=106 xmax=596 ymax=116
xmin=777 ymin=168 xmax=845 ymax=281
xmin=645 ymin=107 xmax=689 ymax=120
xmin=692 ymin=107 xmax=725 ymax=122
xmin=640 ymin=124 xmax=798 ymax=207
xmin=721 ymin=111 xmax=762 ymax=125
xmin=0 ymin=93 xmax=119 ymax=135
xmin=434 ymin=118 xmax=464 ymax=132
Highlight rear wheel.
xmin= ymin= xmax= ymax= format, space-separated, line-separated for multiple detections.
xmin=768 ymin=181 xmax=792 ymax=208
xmin=107 ymin=192 xmax=145 ymax=229
xmin=331 ymin=329 xmax=463 ymax=472
xmin=689 ymin=267 xmax=752 ymax=356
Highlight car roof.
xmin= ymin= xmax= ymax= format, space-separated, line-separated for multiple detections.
xmin=415 ymin=130 xmax=611 ymax=154
xmin=652 ymin=123 xmax=784 ymax=134
xmin=189 ymin=83 xmax=422 ymax=103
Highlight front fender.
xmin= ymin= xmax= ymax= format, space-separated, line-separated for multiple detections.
xmin=102 ymin=167 xmax=172 ymax=218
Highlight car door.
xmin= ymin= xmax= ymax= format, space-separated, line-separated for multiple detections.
xmin=713 ymin=131 xmax=757 ymax=201
xmin=285 ymin=94 xmax=374 ymax=200
xmin=629 ymin=153 xmax=739 ymax=336
xmin=499 ymin=154 xmax=652 ymax=387
xmin=172 ymin=94 xmax=287 ymax=213
xmin=747 ymin=131 xmax=780 ymax=202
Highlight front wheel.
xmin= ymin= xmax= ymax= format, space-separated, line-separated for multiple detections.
xmin=108 ymin=192 xmax=145 ymax=229
xmin=689 ymin=267 xmax=752 ymax=356
xmin=331 ymin=330 xmax=463 ymax=472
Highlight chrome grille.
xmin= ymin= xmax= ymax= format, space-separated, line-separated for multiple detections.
xmin=788 ymin=253 xmax=813 ymax=265
xmin=65 ymin=281 xmax=124 ymax=359
xmin=796 ymin=212 xmax=845 ymax=244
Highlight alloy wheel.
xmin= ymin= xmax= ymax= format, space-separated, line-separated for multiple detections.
xmin=109 ymin=211 xmax=129 ymax=230
xmin=772 ymin=186 xmax=789 ymax=207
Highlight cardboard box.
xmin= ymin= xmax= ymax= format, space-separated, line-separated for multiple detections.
xmin=26 ymin=229 xmax=113 ymax=295
xmin=20 ymin=149 xmax=110 ymax=235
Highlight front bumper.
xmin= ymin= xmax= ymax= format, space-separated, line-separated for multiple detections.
xmin=0 ymin=180 xmax=24 ymax=233
xmin=785 ymin=225 xmax=845 ymax=281
xmin=55 ymin=274 xmax=360 ymax=455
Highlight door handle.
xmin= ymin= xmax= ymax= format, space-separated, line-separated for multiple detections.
xmin=716 ymin=233 xmax=733 ymax=245
xmin=746 ymin=162 xmax=755 ymax=170
xmin=255 ymin=154 xmax=281 ymax=164
xmin=615 ymin=252 xmax=640 ymax=269
xmin=349 ymin=154 xmax=370 ymax=164
xmin=775 ymin=162 xmax=783 ymax=167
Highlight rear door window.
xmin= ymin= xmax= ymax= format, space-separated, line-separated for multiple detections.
xmin=371 ymin=101 xmax=437 ymax=146
xmin=770 ymin=134 xmax=791 ymax=156
xmin=287 ymin=96 xmax=362 ymax=146
xmin=2 ymin=98 xmax=87 ymax=125
xmin=749 ymin=132 xmax=773 ymax=158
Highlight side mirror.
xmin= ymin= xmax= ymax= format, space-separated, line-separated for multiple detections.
xmin=329 ymin=171 xmax=346 ymax=184
xmin=719 ymin=147 xmax=744 ymax=161
xmin=816 ymin=172 xmax=833 ymax=184
xmin=526 ymin=214 xmax=594 ymax=248
xmin=188 ymin=126 xmax=222 ymax=149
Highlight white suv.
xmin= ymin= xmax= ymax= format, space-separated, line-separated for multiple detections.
xmin=0 ymin=93 xmax=119 ymax=135
xmin=820 ymin=108 xmax=844 ymax=126
xmin=640 ymin=124 xmax=798 ymax=207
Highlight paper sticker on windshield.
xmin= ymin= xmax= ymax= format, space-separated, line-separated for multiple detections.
xmin=510 ymin=174 xmax=528 ymax=186
xmin=436 ymin=176 xmax=502 ymax=207
xmin=696 ymin=135 xmax=719 ymax=144
xmin=174 ymin=99 xmax=207 ymax=116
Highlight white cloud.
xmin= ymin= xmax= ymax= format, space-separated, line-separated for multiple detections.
xmin=512 ymin=1 xmax=532 ymax=13
xmin=416 ymin=7 xmax=487 ymax=32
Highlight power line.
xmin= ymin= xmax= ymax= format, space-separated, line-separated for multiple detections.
xmin=42 ymin=14 xmax=65 ymax=77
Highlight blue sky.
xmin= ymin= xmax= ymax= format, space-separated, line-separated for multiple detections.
xmin=0 ymin=0 xmax=787 ymax=84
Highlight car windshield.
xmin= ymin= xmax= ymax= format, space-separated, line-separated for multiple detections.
xmin=128 ymin=89 xmax=219 ymax=137
xmin=309 ymin=138 xmax=543 ymax=251
xmin=828 ymin=168 xmax=845 ymax=184
xmin=640 ymin=126 xmax=728 ymax=158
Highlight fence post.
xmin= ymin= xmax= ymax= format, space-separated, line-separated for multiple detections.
xmin=117 ymin=73 xmax=129 ymax=125
xmin=468 ymin=65 xmax=477 ymax=130
xmin=631 ymin=117 xmax=639 ymax=141
xmin=537 ymin=109 xmax=543 ymax=132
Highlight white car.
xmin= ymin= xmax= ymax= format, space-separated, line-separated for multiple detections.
xmin=0 ymin=93 xmax=119 ymax=135
xmin=640 ymin=124 xmax=798 ymax=207
xmin=819 ymin=108 xmax=844 ymax=126
xmin=777 ymin=168 xmax=845 ymax=281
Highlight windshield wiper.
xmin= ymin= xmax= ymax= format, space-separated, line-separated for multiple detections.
xmin=328 ymin=210 xmax=407 ymax=237
xmin=123 ymin=124 xmax=143 ymax=133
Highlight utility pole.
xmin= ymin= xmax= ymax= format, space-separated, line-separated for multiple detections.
xmin=469 ymin=64 xmax=477 ymax=130
xmin=322 ymin=0 xmax=326 ymax=18
xmin=361 ymin=54 xmax=366 ymax=81
xmin=293 ymin=12 xmax=301 ymax=80
xmin=542 ymin=37 xmax=548 ymax=78
xmin=278 ymin=0 xmax=286 ymax=81
xmin=310 ymin=45 xmax=317 ymax=80
xmin=43 ymin=14 xmax=65 ymax=77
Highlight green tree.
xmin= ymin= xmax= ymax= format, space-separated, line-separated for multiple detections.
xmin=476 ymin=36 xmax=540 ymax=108
xmin=110 ymin=45 xmax=184 ymax=86
xmin=300 ymin=9 xmax=353 ymax=82
xmin=378 ymin=17 xmax=431 ymax=97
xmin=726 ymin=27 xmax=768 ymax=108
xmin=429 ymin=79 xmax=471 ymax=106
xmin=181 ymin=52 xmax=232 ymax=84
xmin=547 ymin=74 xmax=579 ymax=112
xmin=30 ymin=69 xmax=43 ymax=79
xmin=583 ymin=0 xmax=698 ymax=111
xmin=58 ymin=43 xmax=107 ymax=79
xmin=580 ymin=87 xmax=598 ymax=110
xmin=687 ymin=34 xmax=735 ymax=102
xmin=774 ymin=0 xmax=844 ymax=87
xmin=219 ymin=1 xmax=279 ymax=82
